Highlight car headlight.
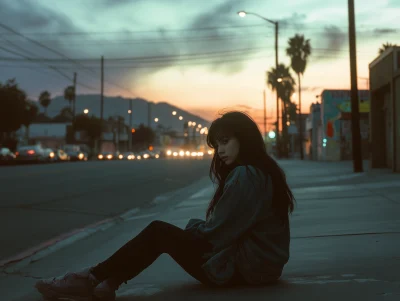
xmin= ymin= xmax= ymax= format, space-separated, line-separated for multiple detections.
xmin=166 ymin=150 xmax=172 ymax=156
xmin=78 ymin=153 xmax=84 ymax=159
xmin=49 ymin=152 xmax=55 ymax=158
xmin=155 ymin=154 xmax=159 ymax=159
xmin=107 ymin=154 xmax=113 ymax=159
xmin=98 ymin=154 xmax=104 ymax=159
xmin=119 ymin=154 xmax=123 ymax=159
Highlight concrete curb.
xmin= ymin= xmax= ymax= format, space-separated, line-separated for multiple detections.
xmin=0 ymin=207 xmax=142 ymax=273
xmin=0 ymin=175 xmax=210 ymax=273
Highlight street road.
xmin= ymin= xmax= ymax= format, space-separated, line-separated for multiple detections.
xmin=0 ymin=159 xmax=210 ymax=260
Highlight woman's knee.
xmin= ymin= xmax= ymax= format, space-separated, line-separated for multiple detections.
xmin=148 ymin=220 xmax=168 ymax=229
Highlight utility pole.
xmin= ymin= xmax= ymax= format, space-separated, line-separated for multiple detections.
xmin=129 ymin=99 xmax=132 ymax=151
xmin=147 ymin=102 xmax=151 ymax=128
xmin=100 ymin=56 xmax=104 ymax=152
xmin=298 ymin=75 xmax=304 ymax=160
xmin=348 ymin=0 xmax=363 ymax=172
xmin=274 ymin=22 xmax=281 ymax=158
xmin=263 ymin=89 xmax=267 ymax=140
xmin=72 ymin=72 xmax=77 ymax=120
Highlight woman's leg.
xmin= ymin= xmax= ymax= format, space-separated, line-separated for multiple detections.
xmin=91 ymin=220 xmax=214 ymax=286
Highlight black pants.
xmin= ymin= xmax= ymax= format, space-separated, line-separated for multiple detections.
xmin=91 ymin=220 xmax=241 ymax=287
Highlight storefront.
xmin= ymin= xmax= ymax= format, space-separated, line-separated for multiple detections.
xmin=369 ymin=46 xmax=400 ymax=172
xmin=318 ymin=89 xmax=370 ymax=161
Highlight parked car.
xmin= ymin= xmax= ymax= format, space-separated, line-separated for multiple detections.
xmin=54 ymin=149 xmax=70 ymax=162
xmin=15 ymin=145 xmax=46 ymax=163
xmin=123 ymin=152 xmax=135 ymax=160
xmin=43 ymin=148 xmax=56 ymax=162
xmin=0 ymin=147 xmax=16 ymax=164
xmin=97 ymin=152 xmax=114 ymax=160
xmin=62 ymin=145 xmax=88 ymax=162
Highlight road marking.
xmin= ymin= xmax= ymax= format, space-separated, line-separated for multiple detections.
xmin=123 ymin=213 xmax=159 ymax=221
xmin=189 ymin=187 xmax=213 ymax=199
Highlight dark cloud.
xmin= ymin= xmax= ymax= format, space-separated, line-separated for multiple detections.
xmin=180 ymin=0 xmax=256 ymax=75
xmin=313 ymin=25 xmax=347 ymax=61
xmin=373 ymin=28 xmax=398 ymax=34
xmin=279 ymin=13 xmax=307 ymax=31
xmin=0 ymin=0 xmax=77 ymax=33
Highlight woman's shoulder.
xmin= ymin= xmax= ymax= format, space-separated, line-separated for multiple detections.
xmin=226 ymin=165 xmax=266 ymax=185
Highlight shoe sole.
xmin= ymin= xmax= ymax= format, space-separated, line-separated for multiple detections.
xmin=36 ymin=284 xmax=92 ymax=301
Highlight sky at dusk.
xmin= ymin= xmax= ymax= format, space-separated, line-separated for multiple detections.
xmin=0 ymin=0 xmax=399 ymax=129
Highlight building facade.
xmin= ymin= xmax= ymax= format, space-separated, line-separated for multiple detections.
xmin=369 ymin=46 xmax=400 ymax=172
xmin=313 ymin=89 xmax=370 ymax=161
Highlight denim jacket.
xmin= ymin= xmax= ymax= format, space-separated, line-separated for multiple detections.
xmin=185 ymin=165 xmax=290 ymax=285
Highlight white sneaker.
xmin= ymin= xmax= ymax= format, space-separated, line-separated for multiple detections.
xmin=35 ymin=267 xmax=99 ymax=301
xmin=93 ymin=279 xmax=118 ymax=301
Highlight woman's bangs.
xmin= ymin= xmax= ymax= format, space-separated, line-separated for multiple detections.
xmin=207 ymin=118 xmax=233 ymax=149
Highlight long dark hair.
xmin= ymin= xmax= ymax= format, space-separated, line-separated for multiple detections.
xmin=206 ymin=111 xmax=295 ymax=222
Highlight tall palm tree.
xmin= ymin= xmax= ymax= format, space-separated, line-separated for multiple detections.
xmin=286 ymin=34 xmax=312 ymax=160
xmin=378 ymin=42 xmax=398 ymax=55
xmin=22 ymin=101 xmax=39 ymax=142
xmin=267 ymin=63 xmax=295 ymax=158
xmin=38 ymin=90 xmax=51 ymax=116
xmin=64 ymin=86 xmax=75 ymax=116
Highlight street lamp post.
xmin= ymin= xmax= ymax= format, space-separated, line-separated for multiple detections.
xmin=128 ymin=100 xmax=132 ymax=151
xmin=238 ymin=10 xmax=280 ymax=158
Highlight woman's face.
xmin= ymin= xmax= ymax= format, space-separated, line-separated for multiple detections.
xmin=216 ymin=136 xmax=240 ymax=165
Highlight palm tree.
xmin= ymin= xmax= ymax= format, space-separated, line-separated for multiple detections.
xmin=378 ymin=42 xmax=398 ymax=55
xmin=38 ymin=90 xmax=51 ymax=116
xmin=267 ymin=63 xmax=296 ymax=158
xmin=64 ymin=86 xmax=75 ymax=116
xmin=22 ymin=101 xmax=39 ymax=142
xmin=286 ymin=34 xmax=311 ymax=160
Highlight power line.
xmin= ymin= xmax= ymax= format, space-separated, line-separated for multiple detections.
xmin=0 ymin=44 xmax=97 ymax=91
xmin=0 ymin=23 xmax=393 ymax=37
xmin=0 ymin=22 xmax=97 ymax=75
xmin=0 ymin=53 xmax=273 ymax=71
xmin=0 ymin=24 xmax=271 ymax=37
xmin=0 ymin=47 xmax=268 ymax=63
xmin=0 ymin=22 xmax=135 ymax=96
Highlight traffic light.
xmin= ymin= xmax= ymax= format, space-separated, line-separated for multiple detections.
xmin=131 ymin=128 xmax=136 ymax=133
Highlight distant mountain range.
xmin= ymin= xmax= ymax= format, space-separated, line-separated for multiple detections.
xmin=40 ymin=94 xmax=211 ymax=132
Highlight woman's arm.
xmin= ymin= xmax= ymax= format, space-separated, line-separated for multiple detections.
xmin=195 ymin=166 xmax=270 ymax=251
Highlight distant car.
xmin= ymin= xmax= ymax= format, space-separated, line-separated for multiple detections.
xmin=123 ymin=152 xmax=135 ymax=160
xmin=54 ymin=149 xmax=70 ymax=162
xmin=15 ymin=145 xmax=46 ymax=163
xmin=97 ymin=152 xmax=114 ymax=160
xmin=0 ymin=147 xmax=16 ymax=164
xmin=43 ymin=148 xmax=57 ymax=162
xmin=62 ymin=145 xmax=88 ymax=162
xmin=139 ymin=151 xmax=151 ymax=160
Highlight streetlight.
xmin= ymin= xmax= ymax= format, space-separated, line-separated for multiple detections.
xmin=238 ymin=10 xmax=280 ymax=158
xmin=83 ymin=109 xmax=89 ymax=114
xmin=179 ymin=116 xmax=183 ymax=120
xmin=128 ymin=109 xmax=132 ymax=114
xmin=172 ymin=111 xmax=177 ymax=116
xmin=154 ymin=118 xmax=159 ymax=122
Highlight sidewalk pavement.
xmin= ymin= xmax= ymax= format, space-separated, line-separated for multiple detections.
xmin=1 ymin=160 xmax=400 ymax=301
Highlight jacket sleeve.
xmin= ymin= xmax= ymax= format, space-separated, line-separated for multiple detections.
xmin=195 ymin=166 xmax=267 ymax=252
xmin=184 ymin=218 xmax=206 ymax=234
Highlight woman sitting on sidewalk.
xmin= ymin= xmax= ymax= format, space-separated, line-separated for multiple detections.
xmin=35 ymin=111 xmax=296 ymax=301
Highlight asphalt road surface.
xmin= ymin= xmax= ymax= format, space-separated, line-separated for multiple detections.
xmin=0 ymin=159 xmax=210 ymax=260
